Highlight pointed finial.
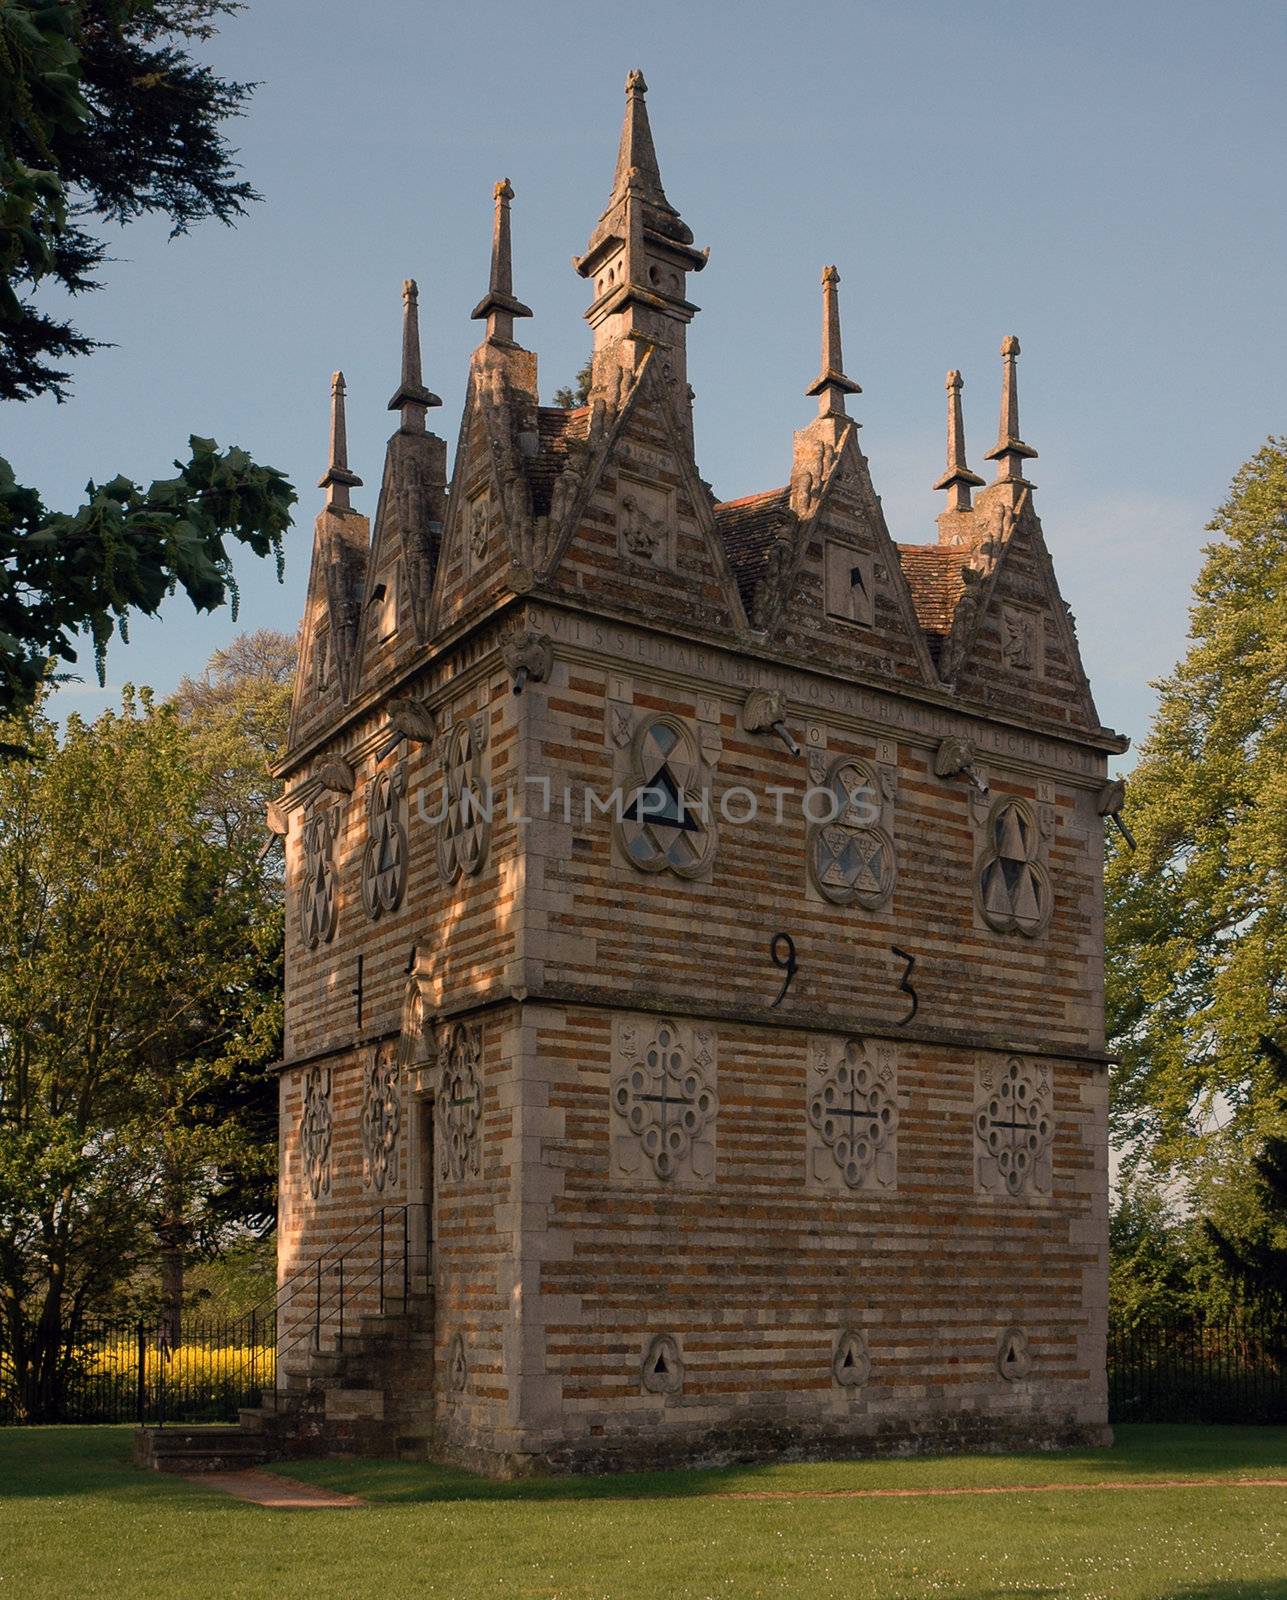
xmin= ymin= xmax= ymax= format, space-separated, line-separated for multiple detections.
xmin=933 ymin=370 xmax=985 ymax=510
xmin=471 ymin=178 xmax=533 ymax=344
xmin=388 ymin=279 xmax=442 ymax=428
xmin=610 ymin=69 xmax=668 ymax=208
xmin=804 ymin=265 xmax=861 ymax=417
xmin=318 ymin=371 xmax=362 ymax=510
xmin=983 ymin=334 xmax=1038 ymax=483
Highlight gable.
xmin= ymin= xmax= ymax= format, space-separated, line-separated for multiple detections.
xmin=286 ymin=506 xmax=369 ymax=753
xmin=738 ymin=419 xmax=937 ymax=687
xmin=537 ymin=348 xmax=747 ymax=639
xmin=942 ymin=489 xmax=1101 ymax=732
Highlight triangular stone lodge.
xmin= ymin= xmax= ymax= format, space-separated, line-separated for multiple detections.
xmin=271 ymin=69 xmax=1127 ymax=1474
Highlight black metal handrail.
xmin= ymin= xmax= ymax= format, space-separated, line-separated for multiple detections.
xmin=172 ymin=1202 xmax=429 ymax=1425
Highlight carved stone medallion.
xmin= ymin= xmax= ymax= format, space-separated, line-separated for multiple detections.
xmin=807 ymin=755 xmax=895 ymax=911
xmin=299 ymin=804 xmax=340 ymax=950
xmin=361 ymin=1042 xmax=401 ymax=1192
xmin=360 ymin=762 xmax=407 ymax=919
xmin=832 ymin=1329 xmax=871 ymax=1388
xmin=615 ymin=714 xmax=717 ymax=880
xmin=641 ymin=1333 xmax=683 ymax=1395
xmin=974 ymin=1056 xmax=1054 ymax=1198
xmin=611 ymin=1017 xmax=718 ymax=1184
xmin=300 ymin=1066 xmax=332 ymax=1199
xmin=807 ymin=1037 xmax=898 ymax=1191
xmin=997 ymin=1326 xmax=1032 ymax=1381
xmin=440 ymin=1023 xmax=483 ymax=1183
xmin=976 ymin=795 xmax=1050 ymax=937
xmin=437 ymin=717 xmax=490 ymax=883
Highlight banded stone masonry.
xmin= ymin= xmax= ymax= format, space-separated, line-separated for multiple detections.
xmin=271 ymin=67 xmax=1125 ymax=1475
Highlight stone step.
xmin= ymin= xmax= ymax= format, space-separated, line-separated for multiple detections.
xmin=133 ymin=1426 xmax=270 ymax=1474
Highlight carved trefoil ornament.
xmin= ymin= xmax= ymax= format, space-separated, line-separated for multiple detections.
xmin=611 ymin=1016 xmax=718 ymax=1185
xmin=832 ymin=1329 xmax=871 ymax=1388
xmin=641 ymin=1333 xmax=683 ymax=1395
xmin=976 ymin=794 xmax=1051 ymax=937
xmin=615 ymin=713 xmax=718 ymax=880
xmin=824 ymin=541 xmax=875 ymax=628
xmin=360 ymin=761 xmax=407 ymax=918
xmin=441 ymin=1023 xmax=483 ymax=1183
xmin=361 ymin=1042 xmax=401 ymax=1192
xmin=618 ymin=476 xmax=673 ymax=566
xmin=299 ymin=804 xmax=341 ymax=950
xmin=807 ymin=754 xmax=896 ymax=911
xmin=808 ymin=1037 xmax=898 ymax=1192
xmin=997 ymin=1326 xmax=1033 ymax=1381
xmin=974 ymin=1056 xmax=1054 ymax=1198
xmin=300 ymin=1066 xmax=333 ymax=1200
xmin=437 ymin=715 xmax=490 ymax=882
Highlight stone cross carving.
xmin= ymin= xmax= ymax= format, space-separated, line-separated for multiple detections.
xmin=611 ymin=1019 xmax=718 ymax=1183
xmin=975 ymin=1057 xmax=1054 ymax=1197
xmin=441 ymin=1023 xmax=483 ymax=1182
xmin=808 ymin=1038 xmax=897 ymax=1191
xmin=362 ymin=1042 xmax=401 ymax=1191
xmin=300 ymin=1066 xmax=332 ymax=1199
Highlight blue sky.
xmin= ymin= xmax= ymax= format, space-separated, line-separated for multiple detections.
xmin=8 ymin=0 xmax=1285 ymax=763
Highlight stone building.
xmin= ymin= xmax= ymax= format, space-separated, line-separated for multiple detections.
xmin=270 ymin=69 xmax=1128 ymax=1474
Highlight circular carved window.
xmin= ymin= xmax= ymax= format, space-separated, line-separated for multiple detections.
xmin=977 ymin=796 xmax=1050 ymax=937
xmin=361 ymin=767 xmax=407 ymax=918
xmin=437 ymin=718 xmax=490 ymax=883
xmin=807 ymin=756 xmax=895 ymax=911
xmin=299 ymin=805 xmax=340 ymax=949
xmin=616 ymin=716 xmax=717 ymax=880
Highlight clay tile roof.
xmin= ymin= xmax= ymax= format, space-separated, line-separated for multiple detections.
xmin=895 ymin=542 xmax=966 ymax=662
xmin=714 ymin=487 xmax=793 ymax=613
xmin=527 ymin=406 xmax=591 ymax=516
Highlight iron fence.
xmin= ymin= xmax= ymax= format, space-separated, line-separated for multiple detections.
xmin=1108 ymin=1306 xmax=1287 ymax=1425
xmin=0 ymin=1204 xmax=423 ymax=1427
xmin=0 ymin=1313 xmax=275 ymax=1426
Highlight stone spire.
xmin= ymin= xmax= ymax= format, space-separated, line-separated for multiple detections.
xmin=388 ymin=280 xmax=442 ymax=432
xmin=318 ymin=371 xmax=362 ymax=511
xmin=573 ymin=70 xmax=708 ymax=381
xmin=610 ymin=67 xmax=670 ymax=216
xmin=983 ymin=335 xmax=1038 ymax=485
xmin=471 ymin=180 xmax=533 ymax=345
xmin=805 ymin=265 xmax=861 ymax=418
xmin=933 ymin=370 xmax=984 ymax=511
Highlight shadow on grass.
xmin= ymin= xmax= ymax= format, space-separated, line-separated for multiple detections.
xmin=259 ymin=1422 xmax=1287 ymax=1507
xmin=3 ymin=1423 xmax=1287 ymax=1512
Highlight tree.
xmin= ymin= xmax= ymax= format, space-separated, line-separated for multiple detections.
xmin=1106 ymin=438 xmax=1287 ymax=1276
xmin=148 ymin=629 xmax=293 ymax=1333
xmin=2 ymin=0 xmax=257 ymax=404
xmin=0 ymin=2 xmax=295 ymax=729
xmin=0 ymin=637 xmax=291 ymax=1413
xmin=552 ymin=357 xmax=593 ymax=409
xmin=1204 ymin=1036 xmax=1287 ymax=1317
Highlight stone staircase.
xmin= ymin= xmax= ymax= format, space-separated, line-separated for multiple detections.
xmin=135 ymin=1281 xmax=436 ymax=1473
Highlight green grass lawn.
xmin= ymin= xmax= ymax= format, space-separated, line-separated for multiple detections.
xmin=1 ymin=1425 xmax=1284 ymax=1600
